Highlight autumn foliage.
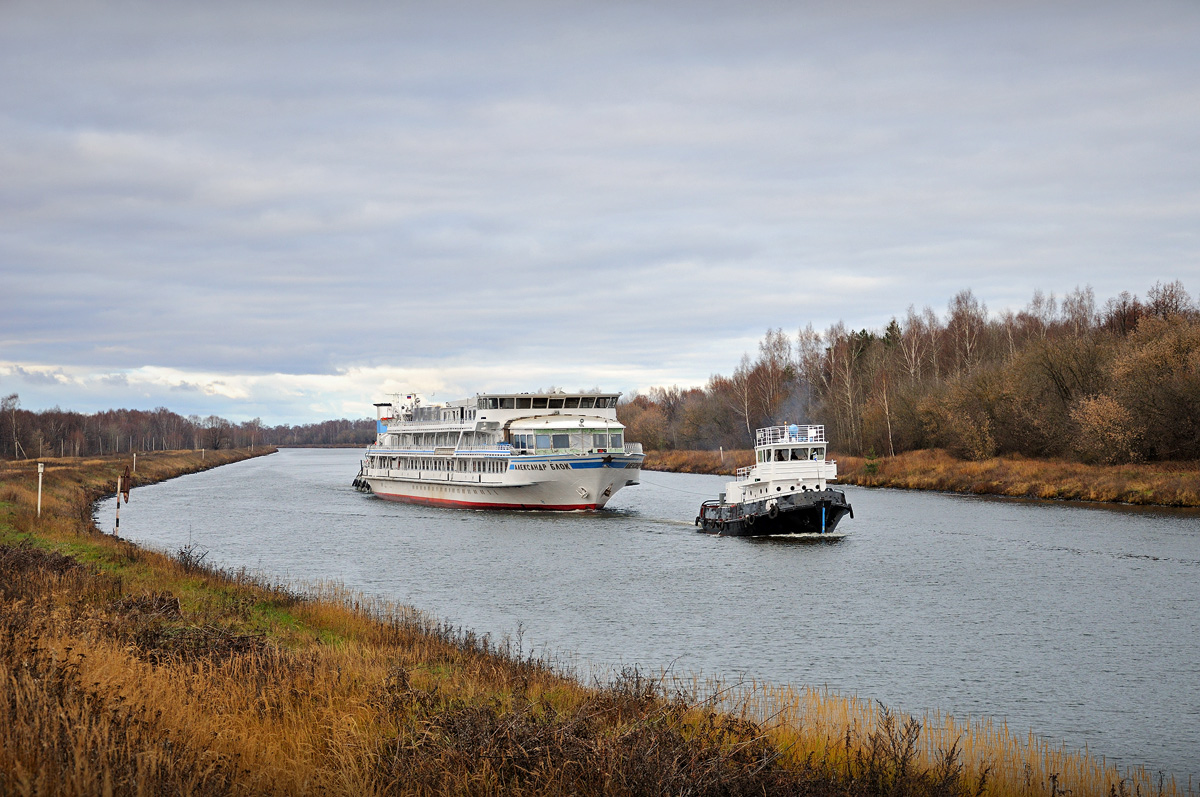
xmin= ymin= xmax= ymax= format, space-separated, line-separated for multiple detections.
xmin=620 ymin=281 xmax=1200 ymax=465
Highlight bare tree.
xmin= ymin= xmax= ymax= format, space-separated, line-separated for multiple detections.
xmin=947 ymin=289 xmax=988 ymax=375
xmin=1061 ymin=285 xmax=1097 ymax=336
xmin=1147 ymin=280 xmax=1194 ymax=319
xmin=3 ymin=394 xmax=24 ymax=459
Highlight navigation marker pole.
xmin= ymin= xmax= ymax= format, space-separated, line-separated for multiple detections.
xmin=37 ymin=462 xmax=44 ymax=518
xmin=114 ymin=465 xmax=132 ymax=536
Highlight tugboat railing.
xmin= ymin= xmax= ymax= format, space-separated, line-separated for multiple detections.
xmin=755 ymin=425 xmax=825 ymax=446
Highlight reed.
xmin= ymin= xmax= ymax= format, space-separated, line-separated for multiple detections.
xmin=1 ymin=450 xmax=1193 ymax=795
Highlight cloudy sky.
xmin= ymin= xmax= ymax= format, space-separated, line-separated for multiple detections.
xmin=2 ymin=0 xmax=1198 ymax=424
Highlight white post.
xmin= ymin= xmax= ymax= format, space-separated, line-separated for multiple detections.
xmin=114 ymin=475 xmax=121 ymax=535
xmin=133 ymin=452 xmax=137 ymax=473
xmin=202 ymin=448 xmax=205 ymax=461
xmin=37 ymin=462 xmax=44 ymax=518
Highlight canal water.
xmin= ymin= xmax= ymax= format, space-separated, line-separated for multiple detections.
xmin=99 ymin=448 xmax=1200 ymax=780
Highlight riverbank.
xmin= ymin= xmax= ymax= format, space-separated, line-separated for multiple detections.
xmin=0 ymin=452 xmax=1187 ymax=795
xmin=836 ymin=449 xmax=1200 ymax=507
xmin=642 ymin=448 xmax=754 ymax=475
xmin=643 ymin=448 xmax=1200 ymax=508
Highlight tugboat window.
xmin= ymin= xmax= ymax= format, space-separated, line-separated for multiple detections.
xmin=532 ymin=398 xmax=548 ymax=409
xmin=594 ymin=397 xmax=608 ymax=408
xmin=516 ymin=398 xmax=532 ymax=409
xmin=563 ymin=397 xmax=580 ymax=408
xmin=548 ymin=398 xmax=564 ymax=409
xmin=500 ymin=398 xmax=515 ymax=409
xmin=579 ymin=397 xmax=596 ymax=409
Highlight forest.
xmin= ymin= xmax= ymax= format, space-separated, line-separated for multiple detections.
xmin=0 ymin=400 xmax=375 ymax=459
xmin=617 ymin=281 xmax=1200 ymax=464
xmin=4 ymin=281 xmax=1196 ymax=465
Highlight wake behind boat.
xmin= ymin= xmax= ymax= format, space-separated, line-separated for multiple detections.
xmin=696 ymin=424 xmax=853 ymax=537
xmin=354 ymin=391 xmax=644 ymax=510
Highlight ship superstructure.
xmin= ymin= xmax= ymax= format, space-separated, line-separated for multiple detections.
xmin=355 ymin=391 xmax=643 ymax=510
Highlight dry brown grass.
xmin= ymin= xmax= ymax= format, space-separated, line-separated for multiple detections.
xmin=0 ymin=449 xmax=1193 ymax=795
xmin=837 ymin=449 xmax=1200 ymax=507
xmin=642 ymin=449 xmax=754 ymax=475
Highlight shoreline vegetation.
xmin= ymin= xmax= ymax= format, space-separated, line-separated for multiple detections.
xmin=643 ymin=448 xmax=1200 ymax=508
xmin=620 ymin=283 xmax=1200 ymax=487
xmin=0 ymin=453 xmax=1192 ymax=795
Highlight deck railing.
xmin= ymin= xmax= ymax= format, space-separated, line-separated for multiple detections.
xmin=755 ymin=425 xmax=825 ymax=446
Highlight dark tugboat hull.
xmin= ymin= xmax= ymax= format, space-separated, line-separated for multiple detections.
xmin=696 ymin=488 xmax=853 ymax=538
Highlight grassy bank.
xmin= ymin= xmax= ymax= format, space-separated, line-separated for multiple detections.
xmin=836 ymin=449 xmax=1200 ymax=507
xmin=0 ymin=452 xmax=1189 ymax=795
xmin=642 ymin=448 xmax=754 ymax=475
xmin=643 ymin=447 xmax=1200 ymax=508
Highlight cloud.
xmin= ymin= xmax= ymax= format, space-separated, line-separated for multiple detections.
xmin=3 ymin=0 xmax=1199 ymax=421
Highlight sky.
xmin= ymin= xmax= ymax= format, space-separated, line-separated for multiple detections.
xmin=2 ymin=0 xmax=1198 ymax=424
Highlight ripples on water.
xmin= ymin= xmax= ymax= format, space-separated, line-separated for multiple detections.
xmin=99 ymin=448 xmax=1200 ymax=780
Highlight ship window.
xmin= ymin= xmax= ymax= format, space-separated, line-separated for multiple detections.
xmin=532 ymin=397 xmax=548 ymax=409
xmin=593 ymin=433 xmax=608 ymax=448
xmin=610 ymin=433 xmax=623 ymax=449
xmin=500 ymin=398 xmax=515 ymax=409
xmin=594 ymin=397 xmax=608 ymax=408
xmin=536 ymin=434 xmax=551 ymax=449
xmin=563 ymin=397 xmax=580 ymax=408
xmin=516 ymin=397 xmax=531 ymax=409
xmin=812 ymin=448 xmax=823 ymax=460
xmin=548 ymin=398 xmax=564 ymax=409
xmin=477 ymin=398 xmax=486 ymax=409
xmin=552 ymin=433 xmax=570 ymax=448
xmin=579 ymin=397 xmax=595 ymax=409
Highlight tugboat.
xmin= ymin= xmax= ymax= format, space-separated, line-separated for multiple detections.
xmin=696 ymin=424 xmax=852 ymax=537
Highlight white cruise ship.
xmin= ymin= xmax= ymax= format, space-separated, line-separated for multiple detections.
xmin=354 ymin=391 xmax=644 ymax=510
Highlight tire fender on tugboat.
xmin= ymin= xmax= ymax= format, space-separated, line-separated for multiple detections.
xmin=768 ymin=502 xmax=780 ymax=520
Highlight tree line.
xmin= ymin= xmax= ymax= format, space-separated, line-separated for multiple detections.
xmin=0 ymin=400 xmax=376 ymax=460
xmin=617 ymin=281 xmax=1200 ymax=464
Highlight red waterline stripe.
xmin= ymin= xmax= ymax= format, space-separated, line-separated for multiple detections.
xmin=374 ymin=492 xmax=598 ymax=511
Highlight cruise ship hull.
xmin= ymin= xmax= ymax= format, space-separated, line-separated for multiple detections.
xmin=365 ymin=455 xmax=642 ymax=511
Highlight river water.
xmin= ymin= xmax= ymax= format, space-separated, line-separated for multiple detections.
xmin=98 ymin=448 xmax=1200 ymax=781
